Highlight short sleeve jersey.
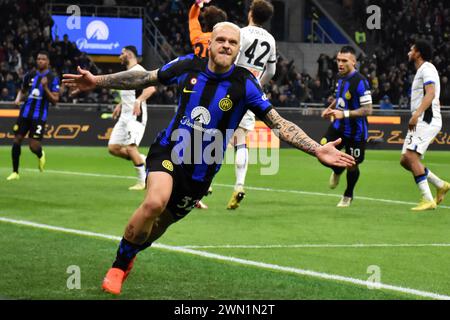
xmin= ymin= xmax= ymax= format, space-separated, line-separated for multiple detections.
xmin=156 ymin=54 xmax=273 ymax=182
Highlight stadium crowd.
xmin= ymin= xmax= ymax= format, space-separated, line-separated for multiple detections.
xmin=343 ymin=0 xmax=450 ymax=107
xmin=1 ymin=0 xmax=449 ymax=107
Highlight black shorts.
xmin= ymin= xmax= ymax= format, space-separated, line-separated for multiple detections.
xmin=13 ymin=117 xmax=46 ymax=141
xmin=146 ymin=142 xmax=211 ymax=221
xmin=321 ymin=125 xmax=366 ymax=164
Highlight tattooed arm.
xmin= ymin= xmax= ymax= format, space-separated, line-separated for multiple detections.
xmin=96 ymin=70 xmax=160 ymax=90
xmin=63 ymin=66 xmax=160 ymax=92
xmin=264 ymin=109 xmax=321 ymax=156
xmin=263 ymin=108 xmax=355 ymax=167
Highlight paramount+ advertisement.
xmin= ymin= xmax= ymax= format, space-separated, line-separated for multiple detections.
xmin=0 ymin=107 xmax=449 ymax=150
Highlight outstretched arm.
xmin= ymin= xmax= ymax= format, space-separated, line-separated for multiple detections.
xmin=263 ymin=108 xmax=355 ymax=167
xmin=63 ymin=66 xmax=160 ymax=92
xmin=264 ymin=109 xmax=320 ymax=156
xmin=96 ymin=70 xmax=160 ymax=90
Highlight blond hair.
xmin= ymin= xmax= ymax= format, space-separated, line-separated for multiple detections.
xmin=213 ymin=22 xmax=241 ymax=33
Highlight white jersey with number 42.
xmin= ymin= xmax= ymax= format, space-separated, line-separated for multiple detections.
xmin=236 ymin=26 xmax=277 ymax=83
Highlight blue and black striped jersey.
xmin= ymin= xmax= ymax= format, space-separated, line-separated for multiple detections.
xmin=156 ymin=54 xmax=273 ymax=182
xmin=20 ymin=70 xmax=60 ymax=121
xmin=333 ymin=70 xmax=372 ymax=142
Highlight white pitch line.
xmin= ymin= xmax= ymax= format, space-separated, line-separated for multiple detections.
xmin=23 ymin=168 xmax=136 ymax=180
xmin=180 ymin=243 xmax=450 ymax=249
xmin=0 ymin=216 xmax=449 ymax=300
xmin=5 ymin=167 xmax=450 ymax=210
xmin=213 ymin=184 xmax=450 ymax=209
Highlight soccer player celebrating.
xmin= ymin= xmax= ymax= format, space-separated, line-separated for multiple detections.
xmin=108 ymin=46 xmax=156 ymax=191
xmin=227 ymin=0 xmax=277 ymax=210
xmin=189 ymin=0 xmax=227 ymax=58
xmin=188 ymin=0 xmax=227 ymax=208
xmin=63 ymin=22 xmax=355 ymax=295
xmin=400 ymin=40 xmax=449 ymax=211
xmin=321 ymin=46 xmax=373 ymax=207
xmin=6 ymin=51 xmax=60 ymax=181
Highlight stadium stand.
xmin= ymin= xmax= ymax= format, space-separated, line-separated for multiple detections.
xmin=1 ymin=0 xmax=449 ymax=108
xmin=332 ymin=0 xmax=450 ymax=106
xmin=0 ymin=0 xmax=117 ymax=104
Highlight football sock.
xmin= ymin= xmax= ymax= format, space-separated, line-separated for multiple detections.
xmin=12 ymin=143 xmax=21 ymax=173
xmin=332 ymin=166 xmax=345 ymax=176
xmin=235 ymin=144 xmax=248 ymax=189
xmin=112 ymin=238 xmax=144 ymax=271
xmin=344 ymin=167 xmax=360 ymax=198
xmin=31 ymin=146 xmax=43 ymax=159
xmin=415 ymin=173 xmax=434 ymax=201
xmin=135 ymin=163 xmax=146 ymax=183
xmin=425 ymin=168 xmax=444 ymax=189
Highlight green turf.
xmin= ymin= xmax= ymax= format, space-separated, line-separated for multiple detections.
xmin=0 ymin=146 xmax=449 ymax=300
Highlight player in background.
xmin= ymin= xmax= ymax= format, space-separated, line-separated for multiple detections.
xmin=108 ymin=46 xmax=156 ymax=191
xmin=227 ymin=0 xmax=277 ymax=210
xmin=400 ymin=40 xmax=449 ymax=211
xmin=63 ymin=22 xmax=355 ymax=296
xmin=189 ymin=0 xmax=227 ymax=58
xmin=189 ymin=0 xmax=227 ymax=208
xmin=7 ymin=51 xmax=59 ymax=181
xmin=321 ymin=46 xmax=373 ymax=207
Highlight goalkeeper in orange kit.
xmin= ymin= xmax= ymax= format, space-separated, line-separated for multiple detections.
xmin=189 ymin=0 xmax=227 ymax=57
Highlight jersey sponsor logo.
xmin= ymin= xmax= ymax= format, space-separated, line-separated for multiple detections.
xmin=219 ymin=96 xmax=233 ymax=112
xmin=336 ymin=97 xmax=346 ymax=109
xmin=31 ymin=88 xmax=41 ymax=98
xmin=162 ymin=160 xmax=174 ymax=172
xmin=191 ymin=107 xmax=211 ymax=125
xmin=183 ymin=87 xmax=196 ymax=94
xmin=345 ymin=91 xmax=352 ymax=100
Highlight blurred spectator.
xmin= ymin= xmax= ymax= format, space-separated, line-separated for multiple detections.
xmin=310 ymin=79 xmax=327 ymax=103
xmin=1 ymin=87 xmax=14 ymax=101
xmin=441 ymin=76 xmax=450 ymax=106
xmin=379 ymin=95 xmax=394 ymax=110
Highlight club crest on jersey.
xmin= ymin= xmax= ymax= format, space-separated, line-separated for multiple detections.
xmin=345 ymin=91 xmax=352 ymax=100
xmin=162 ymin=160 xmax=174 ymax=172
xmin=190 ymin=78 xmax=197 ymax=85
xmin=219 ymin=95 xmax=233 ymax=112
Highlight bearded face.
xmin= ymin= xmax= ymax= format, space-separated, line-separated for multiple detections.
xmin=119 ymin=49 xmax=130 ymax=66
xmin=208 ymin=25 xmax=240 ymax=71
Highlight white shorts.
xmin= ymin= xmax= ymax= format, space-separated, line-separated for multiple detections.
xmin=238 ymin=110 xmax=256 ymax=131
xmin=401 ymin=121 xmax=441 ymax=157
xmin=109 ymin=119 xmax=146 ymax=146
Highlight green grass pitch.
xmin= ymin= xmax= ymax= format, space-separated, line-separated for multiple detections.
xmin=0 ymin=146 xmax=449 ymax=300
